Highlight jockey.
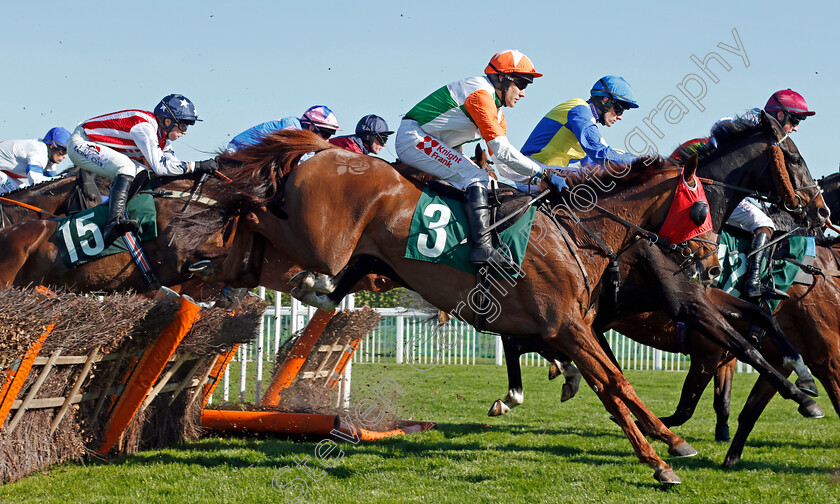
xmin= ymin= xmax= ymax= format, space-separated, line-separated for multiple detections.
xmin=714 ymin=89 xmax=815 ymax=300
xmin=521 ymin=75 xmax=639 ymax=174
xmin=226 ymin=105 xmax=340 ymax=153
xmin=329 ymin=114 xmax=392 ymax=155
xmin=67 ymin=94 xmax=217 ymax=244
xmin=0 ymin=127 xmax=71 ymax=193
xmin=396 ymin=50 xmax=564 ymax=269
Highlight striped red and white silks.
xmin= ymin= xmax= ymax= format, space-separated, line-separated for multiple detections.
xmin=80 ymin=110 xmax=165 ymax=159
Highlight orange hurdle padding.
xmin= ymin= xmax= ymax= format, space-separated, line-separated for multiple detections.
xmin=201 ymin=344 xmax=241 ymax=408
xmin=201 ymin=410 xmax=337 ymax=434
xmin=327 ymin=336 xmax=363 ymax=390
xmin=201 ymin=409 xmax=435 ymax=440
xmin=97 ymin=295 xmax=201 ymax=455
xmin=0 ymin=322 xmax=54 ymax=428
xmin=258 ymin=309 xmax=335 ymax=407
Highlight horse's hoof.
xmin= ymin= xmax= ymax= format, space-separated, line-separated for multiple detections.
xmin=548 ymin=361 xmax=562 ymax=380
xmin=668 ymin=441 xmax=698 ymax=458
xmin=290 ymin=288 xmax=338 ymax=312
xmin=487 ymin=400 xmax=509 ymax=417
xmin=722 ymin=454 xmax=741 ymax=468
xmin=714 ymin=424 xmax=730 ymax=442
xmin=289 ymin=271 xmax=316 ymax=290
xmin=188 ymin=259 xmax=213 ymax=272
xmin=561 ymin=383 xmax=575 ymax=402
xmin=653 ymin=468 xmax=681 ymax=485
xmin=798 ymin=402 xmax=825 ymax=419
xmin=795 ymin=378 xmax=819 ymax=398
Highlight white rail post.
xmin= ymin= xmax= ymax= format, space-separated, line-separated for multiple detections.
xmin=654 ymin=348 xmax=662 ymax=371
xmin=494 ymin=335 xmax=503 ymax=366
xmin=395 ymin=315 xmax=404 ymax=364
xmin=238 ymin=344 xmax=247 ymax=402
xmin=290 ymin=297 xmax=300 ymax=334
xmin=273 ymin=290 xmax=282 ymax=355
xmin=255 ymin=287 xmax=266 ymax=403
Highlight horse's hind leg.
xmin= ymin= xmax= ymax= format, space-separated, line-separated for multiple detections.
xmin=723 ymin=374 xmax=780 ymax=467
xmin=488 ymin=337 xmax=527 ymax=416
xmin=713 ymin=357 xmax=736 ymax=442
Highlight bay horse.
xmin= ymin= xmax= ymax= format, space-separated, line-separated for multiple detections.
xmin=0 ymin=168 xmax=105 ymax=225
xmin=487 ymin=111 xmax=828 ymax=432
xmin=706 ymin=176 xmax=840 ymax=466
xmin=167 ymin=129 xmax=736 ymax=484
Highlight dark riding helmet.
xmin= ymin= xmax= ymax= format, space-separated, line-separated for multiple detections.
xmin=155 ymin=94 xmax=201 ymax=124
xmin=355 ymin=115 xmax=393 ymax=149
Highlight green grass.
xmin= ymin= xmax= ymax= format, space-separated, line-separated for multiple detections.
xmin=1 ymin=364 xmax=837 ymax=503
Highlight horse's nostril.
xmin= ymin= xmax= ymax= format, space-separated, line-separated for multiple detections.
xmin=818 ymin=206 xmax=831 ymax=220
xmin=709 ymin=266 xmax=722 ymax=279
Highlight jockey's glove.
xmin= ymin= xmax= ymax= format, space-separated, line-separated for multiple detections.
xmin=548 ymin=173 xmax=568 ymax=193
xmin=195 ymin=159 xmax=219 ymax=175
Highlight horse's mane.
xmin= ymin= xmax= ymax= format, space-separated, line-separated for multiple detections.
xmin=670 ymin=114 xmax=765 ymax=163
xmin=171 ymin=129 xmax=337 ymax=250
xmin=560 ymin=156 xmax=672 ymax=199
xmin=217 ymin=129 xmax=336 ymax=203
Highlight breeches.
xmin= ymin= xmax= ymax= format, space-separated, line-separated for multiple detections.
xmin=395 ymin=119 xmax=489 ymax=190
xmin=67 ymin=126 xmax=146 ymax=180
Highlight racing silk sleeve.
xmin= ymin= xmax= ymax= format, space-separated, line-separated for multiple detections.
xmin=24 ymin=145 xmax=60 ymax=184
xmin=462 ymin=89 xmax=542 ymax=182
xmin=488 ymin=136 xmax=543 ymax=183
xmin=566 ymin=103 xmax=638 ymax=166
xmin=130 ymin=122 xmax=190 ymax=176
xmin=26 ymin=163 xmax=62 ymax=185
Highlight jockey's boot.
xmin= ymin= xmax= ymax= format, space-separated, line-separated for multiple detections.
xmin=743 ymin=231 xmax=788 ymax=300
xmin=101 ymin=174 xmax=139 ymax=244
xmin=464 ymin=184 xmax=515 ymax=271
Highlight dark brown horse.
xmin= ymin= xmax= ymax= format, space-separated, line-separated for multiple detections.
xmin=487 ymin=112 xmax=828 ymax=425
xmin=0 ymin=168 xmax=105 ymax=225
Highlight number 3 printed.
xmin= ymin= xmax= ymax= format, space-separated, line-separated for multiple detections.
xmin=417 ymin=203 xmax=451 ymax=258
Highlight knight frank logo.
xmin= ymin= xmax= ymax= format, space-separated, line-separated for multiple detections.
xmin=416 ymin=136 xmax=439 ymax=155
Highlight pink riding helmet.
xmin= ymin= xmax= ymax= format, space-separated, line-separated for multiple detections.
xmin=764 ymin=89 xmax=815 ymax=117
xmin=300 ymin=105 xmax=340 ymax=131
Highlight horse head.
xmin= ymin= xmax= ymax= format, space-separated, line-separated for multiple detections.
xmin=762 ymin=110 xmax=829 ymax=228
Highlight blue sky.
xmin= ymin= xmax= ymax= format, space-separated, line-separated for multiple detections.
xmin=3 ymin=0 xmax=839 ymax=177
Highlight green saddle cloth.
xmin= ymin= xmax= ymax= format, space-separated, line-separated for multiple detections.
xmin=404 ymin=187 xmax=536 ymax=277
xmin=714 ymin=230 xmax=816 ymax=312
xmin=55 ymin=191 xmax=158 ymax=266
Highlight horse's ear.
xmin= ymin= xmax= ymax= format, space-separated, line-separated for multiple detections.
xmin=683 ymin=154 xmax=698 ymax=185
xmin=474 ymin=144 xmax=486 ymax=165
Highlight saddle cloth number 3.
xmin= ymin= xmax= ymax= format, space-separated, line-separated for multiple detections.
xmin=417 ymin=203 xmax=451 ymax=258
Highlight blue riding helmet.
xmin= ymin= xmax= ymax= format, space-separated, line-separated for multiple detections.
xmin=591 ymin=76 xmax=639 ymax=109
xmin=43 ymin=127 xmax=71 ymax=148
xmin=155 ymin=94 xmax=201 ymax=122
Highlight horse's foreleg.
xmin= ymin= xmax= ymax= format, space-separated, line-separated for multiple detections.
xmin=713 ymin=357 xmax=736 ymax=442
xmin=723 ymin=374 xmax=781 ymax=468
xmin=692 ymin=315 xmax=823 ymax=418
xmin=547 ymin=359 xmax=581 ymax=401
xmin=711 ymin=289 xmax=817 ymax=397
xmin=657 ymin=351 xmax=718 ymax=429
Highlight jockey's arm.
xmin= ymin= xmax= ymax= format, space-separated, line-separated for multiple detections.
xmin=462 ymin=90 xmax=543 ymax=183
xmin=25 ymin=147 xmax=61 ymax=184
xmin=567 ymin=105 xmax=638 ymax=166
xmin=130 ymin=122 xmax=192 ymax=176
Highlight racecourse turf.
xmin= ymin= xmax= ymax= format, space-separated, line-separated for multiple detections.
xmin=0 ymin=363 xmax=837 ymax=503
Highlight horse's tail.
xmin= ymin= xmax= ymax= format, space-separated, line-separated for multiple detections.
xmin=218 ymin=129 xmax=336 ymax=203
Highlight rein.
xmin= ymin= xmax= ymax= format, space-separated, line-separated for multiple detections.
xmin=0 ymin=196 xmax=58 ymax=218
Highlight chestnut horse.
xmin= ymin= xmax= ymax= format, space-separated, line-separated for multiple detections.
xmin=162 ymin=129 xmax=734 ymax=484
